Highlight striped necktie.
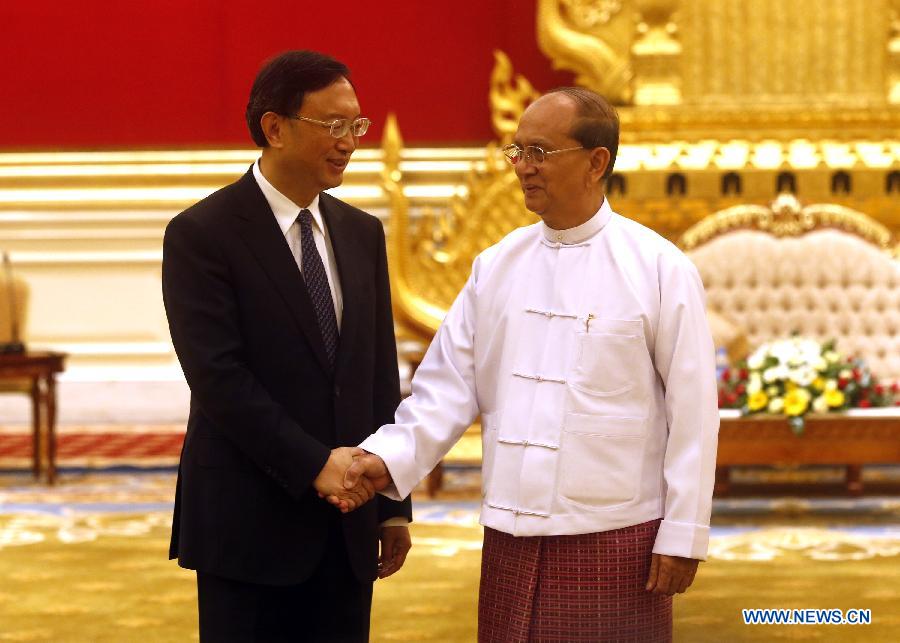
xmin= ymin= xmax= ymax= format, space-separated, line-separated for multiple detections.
xmin=298 ymin=209 xmax=338 ymax=366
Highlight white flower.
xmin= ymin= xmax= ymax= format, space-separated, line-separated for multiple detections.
xmin=748 ymin=378 xmax=762 ymax=395
xmin=793 ymin=367 xmax=817 ymax=387
xmin=747 ymin=351 xmax=765 ymax=370
xmin=812 ymin=395 xmax=828 ymax=413
xmin=839 ymin=369 xmax=852 ymax=380
xmin=771 ymin=341 xmax=795 ymax=365
xmin=813 ymin=357 xmax=827 ymax=372
xmin=825 ymin=378 xmax=838 ymax=391
xmin=768 ymin=397 xmax=785 ymax=413
xmin=763 ymin=365 xmax=788 ymax=383
xmin=798 ymin=338 xmax=821 ymax=357
xmin=824 ymin=350 xmax=840 ymax=363
xmin=766 ymin=385 xmax=779 ymax=396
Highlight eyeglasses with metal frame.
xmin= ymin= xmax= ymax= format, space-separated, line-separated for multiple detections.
xmin=501 ymin=143 xmax=585 ymax=165
xmin=287 ymin=115 xmax=372 ymax=138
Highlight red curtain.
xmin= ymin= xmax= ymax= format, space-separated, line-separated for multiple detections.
xmin=0 ymin=1 xmax=573 ymax=149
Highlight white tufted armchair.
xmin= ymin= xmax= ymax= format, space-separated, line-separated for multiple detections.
xmin=681 ymin=195 xmax=900 ymax=382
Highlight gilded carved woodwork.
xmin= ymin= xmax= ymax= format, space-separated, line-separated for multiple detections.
xmin=489 ymin=51 xmax=540 ymax=146
xmin=537 ymin=0 xmax=634 ymax=103
xmin=677 ymin=194 xmax=895 ymax=252
xmin=383 ymin=115 xmax=537 ymax=339
xmin=890 ymin=0 xmax=900 ymax=103
xmin=538 ymin=0 xmax=899 ymax=113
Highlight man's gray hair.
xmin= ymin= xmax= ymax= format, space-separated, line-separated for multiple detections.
xmin=548 ymin=87 xmax=619 ymax=179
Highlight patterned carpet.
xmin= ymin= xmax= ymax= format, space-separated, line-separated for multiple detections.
xmin=2 ymin=426 xmax=900 ymax=639
xmin=0 ymin=426 xmax=183 ymax=470
xmin=1 ymin=471 xmax=900 ymax=641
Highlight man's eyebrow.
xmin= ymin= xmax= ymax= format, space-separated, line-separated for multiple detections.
xmin=304 ymin=111 xmax=361 ymax=120
xmin=514 ymin=137 xmax=552 ymax=147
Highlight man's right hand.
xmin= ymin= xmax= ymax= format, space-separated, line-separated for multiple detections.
xmin=313 ymin=447 xmax=375 ymax=513
xmin=344 ymin=452 xmax=392 ymax=492
xmin=322 ymin=452 xmax=393 ymax=511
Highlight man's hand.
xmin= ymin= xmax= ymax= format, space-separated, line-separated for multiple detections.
xmin=645 ymin=554 xmax=700 ymax=595
xmin=323 ymin=451 xmax=393 ymax=512
xmin=378 ymin=526 xmax=411 ymax=579
xmin=344 ymin=452 xmax=393 ymax=492
xmin=313 ymin=447 xmax=374 ymax=513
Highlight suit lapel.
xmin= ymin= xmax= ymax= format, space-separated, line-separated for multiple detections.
xmin=320 ymin=193 xmax=361 ymax=378
xmin=232 ymin=170 xmax=332 ymax=375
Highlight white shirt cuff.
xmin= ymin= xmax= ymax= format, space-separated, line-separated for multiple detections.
xmin=652 ymin=519 xmax=710 ymax=560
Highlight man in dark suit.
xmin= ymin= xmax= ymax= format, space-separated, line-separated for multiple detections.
xmin=162 ymin=50 xmax=412 ymax=642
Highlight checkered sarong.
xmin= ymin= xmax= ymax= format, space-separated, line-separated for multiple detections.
xmin=478 ymin=520 xmax=672 ymax=642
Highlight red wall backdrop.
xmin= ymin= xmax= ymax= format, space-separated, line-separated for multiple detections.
xmin=0 ymin=1 xmax=573 ymax=149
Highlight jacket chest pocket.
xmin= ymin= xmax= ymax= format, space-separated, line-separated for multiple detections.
xmin=569 ymin=319 xmax=650 ymax=415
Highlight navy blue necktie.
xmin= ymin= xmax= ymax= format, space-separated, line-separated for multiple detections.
xmin=298 ymin=209 xmax=338 ymax=365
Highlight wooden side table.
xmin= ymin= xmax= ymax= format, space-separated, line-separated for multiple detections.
xmin=716 ymin=410 xmax=900 ymax=495
xmin=0 ymin=351 xmax=66 ymax=484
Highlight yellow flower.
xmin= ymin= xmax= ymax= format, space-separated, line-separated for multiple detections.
xmin=812 ymin=377 xmax=825 ymax=391
xmin=747 ymin=391 xmax=769 ymax=411
xmin=825 ymin=388 xmax=845 ymax=408
xmin=784 ymin=389 xmax=810 ymax=416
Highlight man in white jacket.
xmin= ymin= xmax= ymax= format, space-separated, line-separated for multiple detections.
xmin=340 ymin=87 xmax=719 ymax=642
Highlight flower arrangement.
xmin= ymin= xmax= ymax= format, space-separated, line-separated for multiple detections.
xmin=718 ymin=336 xmax=899 ymax=434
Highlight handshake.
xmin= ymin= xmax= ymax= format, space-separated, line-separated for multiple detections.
xmin=312 ymin=447 xmax=392 ymax=512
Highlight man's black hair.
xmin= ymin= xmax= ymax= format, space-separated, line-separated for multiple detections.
xmin=245 ymin=50 xmax=350 ymax=147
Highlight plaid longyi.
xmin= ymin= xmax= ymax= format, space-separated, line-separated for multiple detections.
xmin=478 ymin=519 xmax=672 ymax=642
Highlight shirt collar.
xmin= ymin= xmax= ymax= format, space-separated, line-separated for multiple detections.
xmin=540 ymin=198 xmax=612 ymax=245
xmin=253 ymin=159 xmax=324 ymax=236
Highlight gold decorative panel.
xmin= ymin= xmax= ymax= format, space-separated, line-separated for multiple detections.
xmin=382 ymin=116 xmax=537 ymax=340
xmin=677 ymin=194 xmax=894 ymax=251
xmin=537 ymin=0 xmax=635 ymax=103
xmin=680 ymin=0 xmax=887 ymax=107
xmin=537 ymin=0 xmax=900 ymax=126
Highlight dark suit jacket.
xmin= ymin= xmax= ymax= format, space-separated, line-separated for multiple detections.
xmin=162 ymin=168 xmax=411 ymax=586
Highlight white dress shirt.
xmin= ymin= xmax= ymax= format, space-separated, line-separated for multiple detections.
xmin=361 ymin=199 xmax=719 ymax=559
xmin=253 ymin=160 xmax=343 ymax=328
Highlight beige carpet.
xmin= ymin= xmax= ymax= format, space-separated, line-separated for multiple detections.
xmin=1 ymin=474 xmax=899 ymax=641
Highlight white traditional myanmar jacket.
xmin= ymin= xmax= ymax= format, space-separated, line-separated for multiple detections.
xmin=361 ymin=199 xmax=719 ymax=559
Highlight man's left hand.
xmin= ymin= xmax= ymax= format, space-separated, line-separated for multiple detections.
xmin=645 ymin=553 xmax=699 ymax=595
xmin=378 ymin=526 xmax=411 ymax=579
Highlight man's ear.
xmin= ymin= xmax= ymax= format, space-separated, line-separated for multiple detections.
xmin=589 ymin=147 xmax=611 ymax=183
xmin=260 ymin=112 xmax=285 ymax=149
